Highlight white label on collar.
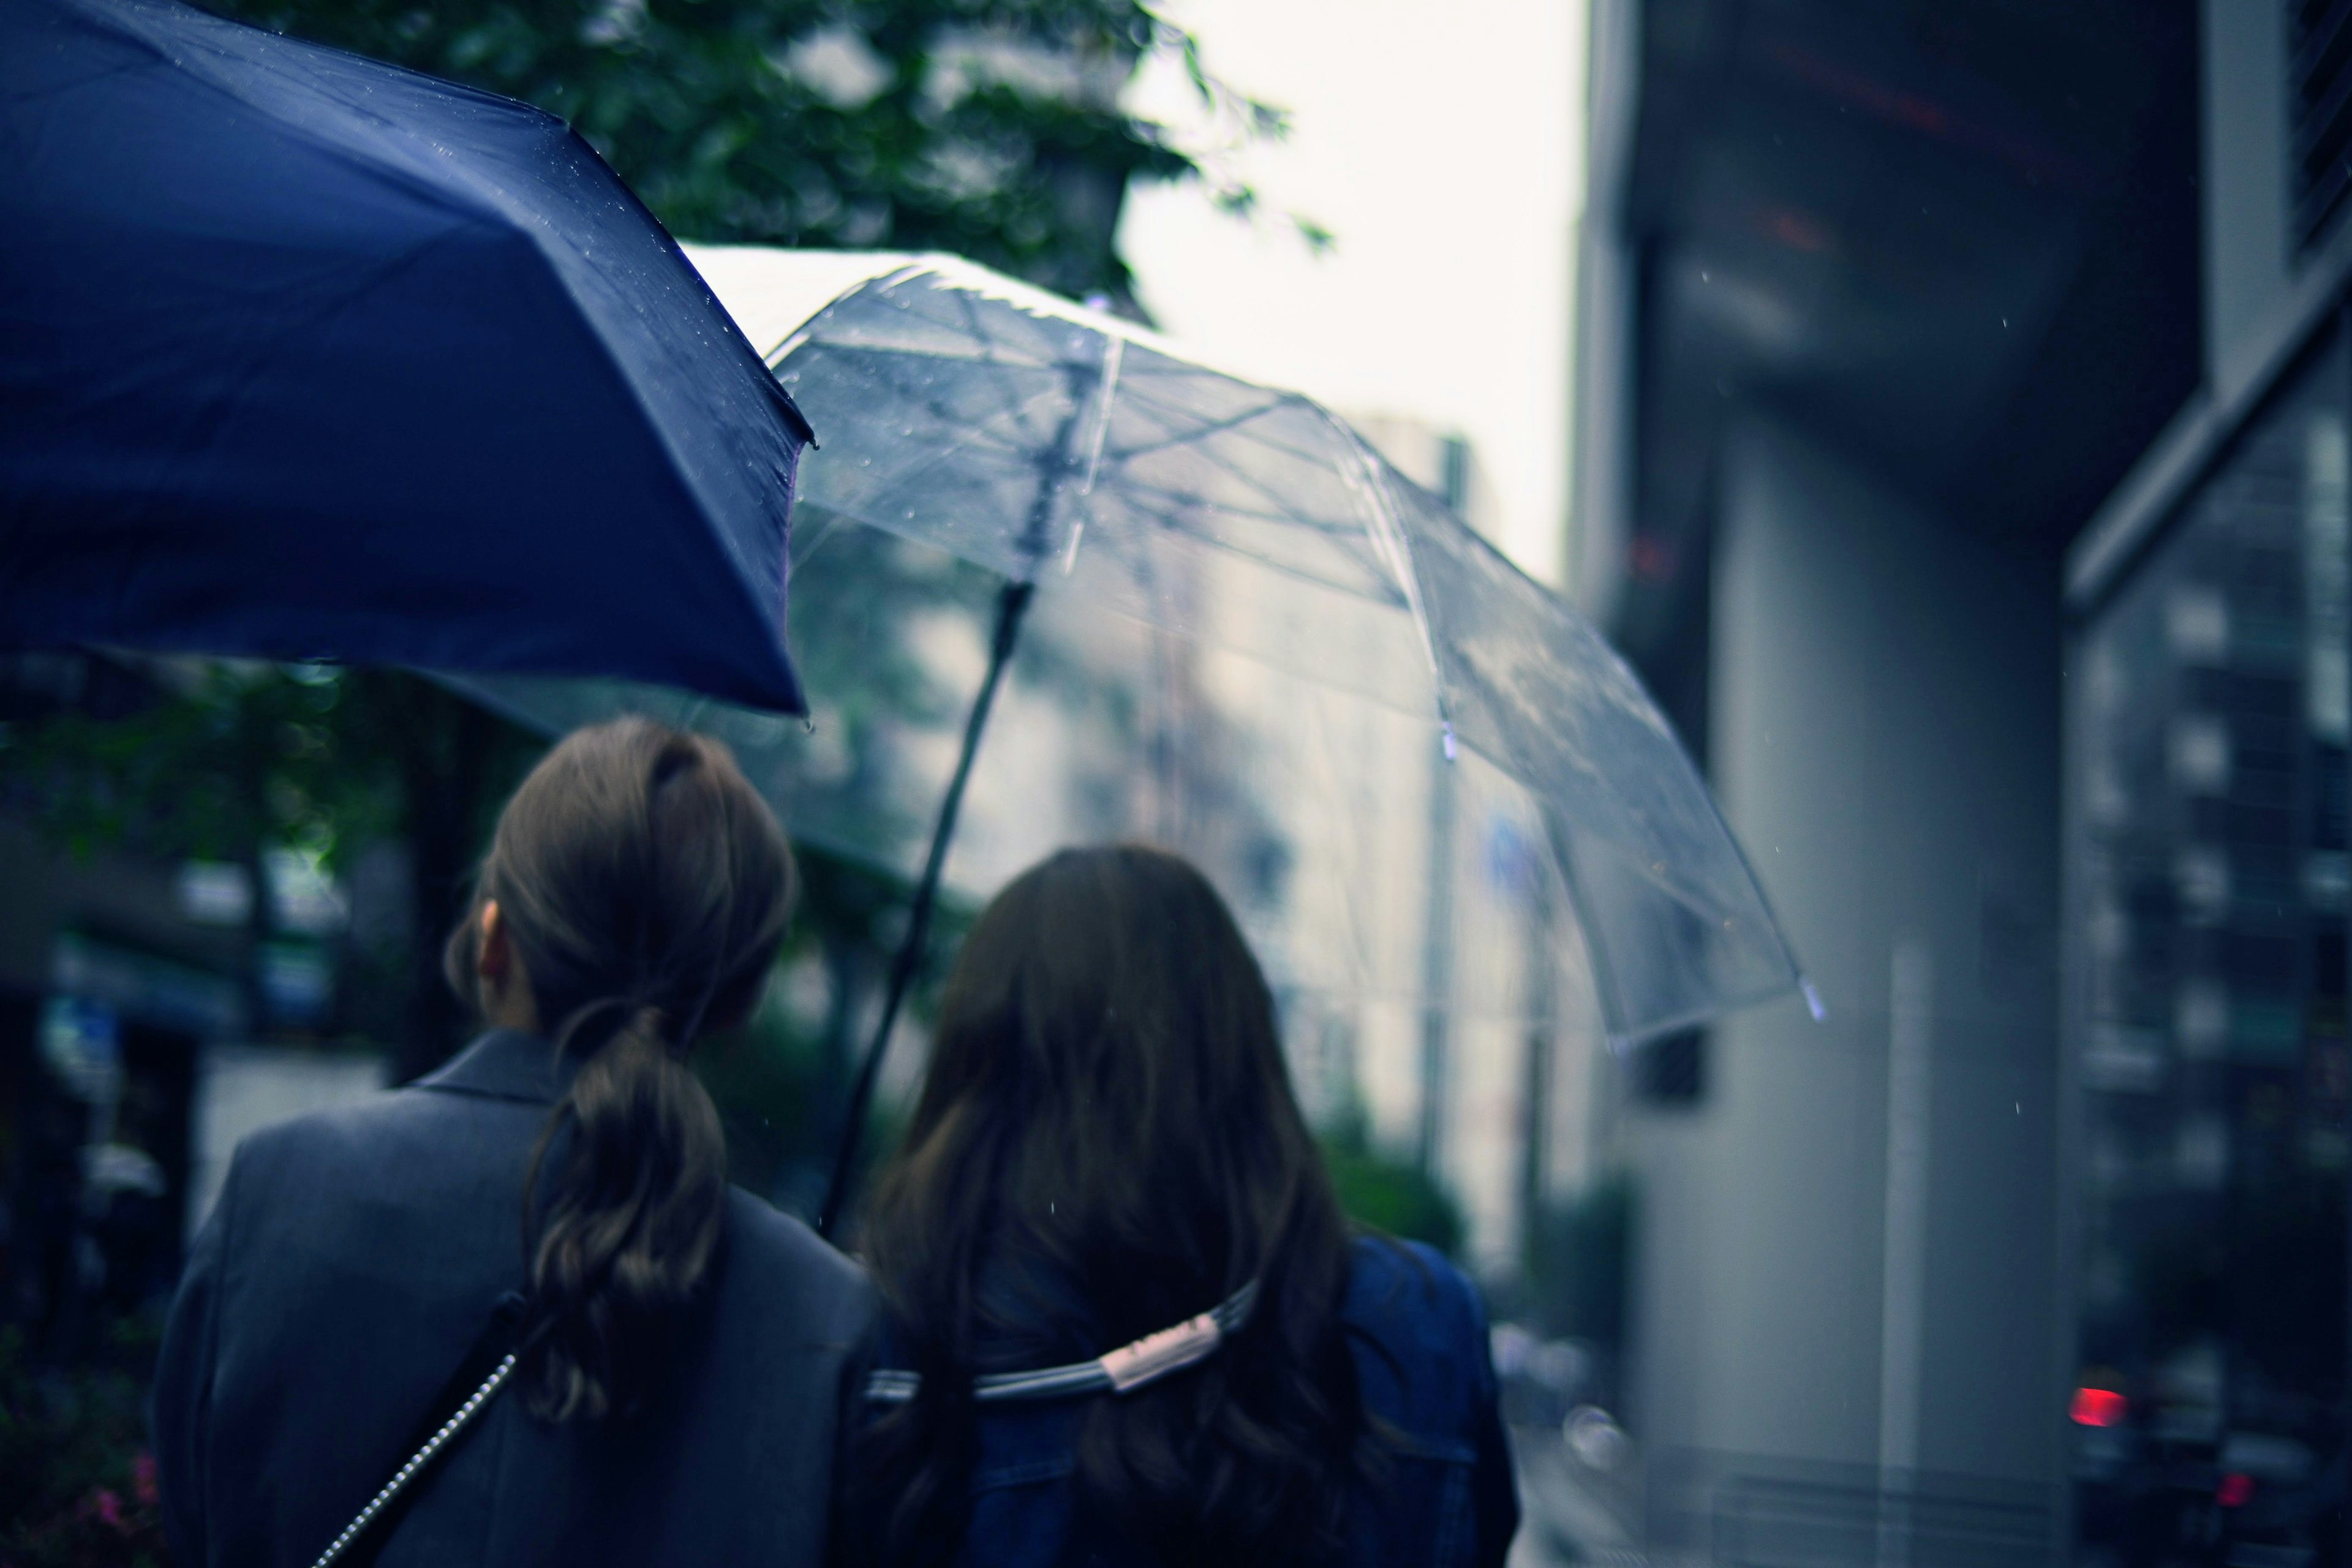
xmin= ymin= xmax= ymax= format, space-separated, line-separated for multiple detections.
xmin=1099 ymin=1309 xmax=1223 ymax=1393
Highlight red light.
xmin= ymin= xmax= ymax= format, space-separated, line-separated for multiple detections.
xmin=1629 ymin=535 xmax=1679 ymax=583
xmin=2071 ymin=1387 xmax=2127 ymax=1427
xmin=1755 ymin=206 xmax=1835 ymax=256
xmin=2217 ymin=1473 xmax=2255 ymax=1509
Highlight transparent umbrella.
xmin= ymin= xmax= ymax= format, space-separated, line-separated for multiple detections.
xmin=462 ymin=247 xmax=1809 ymax=1231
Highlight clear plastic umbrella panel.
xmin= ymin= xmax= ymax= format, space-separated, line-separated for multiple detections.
xmin=463 ymin=247 xmax=1806 ymax=1231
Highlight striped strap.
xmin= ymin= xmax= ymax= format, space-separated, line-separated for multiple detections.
xmin=866 ymin=1280 xmax=1260 ymax=1406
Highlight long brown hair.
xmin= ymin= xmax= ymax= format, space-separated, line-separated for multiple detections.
xmin=445 ymin=717 xmax=794 ymax=1423
xmin=855 ymin=845 xmax=1363 ymax=1565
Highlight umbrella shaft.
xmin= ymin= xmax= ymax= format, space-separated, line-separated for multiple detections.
xmin=816 ymin=578 xmax=1036 ymax=1238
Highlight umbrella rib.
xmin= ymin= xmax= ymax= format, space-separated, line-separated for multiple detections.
xmin=1102 ymin=450 xmax=1397 ymax=564
xmin=796 ymin=342 xmax=1087 ymax=462
xmin=953 ymin=290 xmax=1058 ymax=453
xmin=829 ymin=423 xmax=1081 ymax=526
xmin=1098 ymin=427 xmax=1325 ymax=516
xmin=1101 ymin=421 xmax=1393 ymax=527
xmin=793 ymin=347 xmax=1374 ymax=511
xmin=1102 ymin=382 xmax=1372 ymax=472
xmin=796 ymin=340 xmax=1329 ymax=470
xmin=801 ymin=358 xmax=1079 ymax=494
xmin=1088 ymin=474 xmax=1331 ymax=525
xmin=1076 ymin=509 xmax=1409 ymax=609
xmin=796 ymin=337 xmax=1058 ymax=371
xmin=1104 ymin=405 xmax=1350 ymax=475
xmin=1098 ymin=497 xmax=1395 ymax=584
xmin=1096 ymin=391 xmax=1306 ymax=461
xmin=1091 ymin=496 xmax=1398 ymax=594
xmin=1094 ymin=464 xmax=1376 ymax=532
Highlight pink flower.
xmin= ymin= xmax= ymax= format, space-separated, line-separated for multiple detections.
xmin=78 ymin=1487 xmax=126 ymax=1533
xmin=133 ymin=1452 xmax=159 ymax=1508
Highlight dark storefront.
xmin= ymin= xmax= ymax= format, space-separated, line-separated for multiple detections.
xmin=2070 ymin=331 xmax=2352 ymax=1564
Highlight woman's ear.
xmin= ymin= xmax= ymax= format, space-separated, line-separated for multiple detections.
xmin=477 ymin=898 xmax=511 ymax=986
xmin=473 ymin=899 xmax=543 ymax=1036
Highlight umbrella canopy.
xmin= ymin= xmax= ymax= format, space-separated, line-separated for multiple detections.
xmin=462 ymin=247 xmax=1809 ymax=1224
xmin=0 ymin=0 xmax=815 ymax=712
xmin=463 ymin=247 xmax=1815 ymax=1222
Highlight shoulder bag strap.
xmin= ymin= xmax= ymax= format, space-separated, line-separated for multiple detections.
xmin=310 ymin=1292 xmax=532 ymax=1568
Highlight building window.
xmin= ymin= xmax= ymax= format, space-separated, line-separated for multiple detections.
xmin=2293 ymin=0 xmax=2352 ymax=255
xmin=1630 ymin=1028 xmax=1705 ymax=1107
xmin=2069 ymin=330 xmax=2350 ymax=1562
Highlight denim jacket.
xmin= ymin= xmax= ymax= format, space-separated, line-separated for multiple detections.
xmin=872 ymin=1237 xmax=1518 ymax=1568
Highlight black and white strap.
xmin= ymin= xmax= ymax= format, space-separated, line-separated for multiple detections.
xmin=309 ymin=1295 xmax=531 ymax=1568
xmin=865 ymin=1280 xmax=1259 ymax=1406
xmin=309 ymin=1352 xmax=518 ymax=1568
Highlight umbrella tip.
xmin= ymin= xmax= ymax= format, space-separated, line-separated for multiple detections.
xmin=1800 ymin=977 xmax=1826 ymax=1022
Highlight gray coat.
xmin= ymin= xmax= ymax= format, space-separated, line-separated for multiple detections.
xmin=152 ymin=1029 xmax=873 ymax=1567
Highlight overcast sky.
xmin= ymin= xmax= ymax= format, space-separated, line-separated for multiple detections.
xmin=1119 ymin=1 xmax=1586 ymax=585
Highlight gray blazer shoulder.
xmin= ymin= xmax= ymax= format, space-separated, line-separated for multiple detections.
xmin=726 ymin=1186 xmax=873 ymax=1341
xmin=153 ymin=1030 xmax=876 ymax=1568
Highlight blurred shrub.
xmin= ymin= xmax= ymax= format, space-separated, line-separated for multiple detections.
xmin=1522 ymin=1174 xmax=1634 ymax=1348
xmin=0 ymin=1326 xmax=168 ymax=1568
xmin=1319 ymin=1118 xmax=1464 ymax=1258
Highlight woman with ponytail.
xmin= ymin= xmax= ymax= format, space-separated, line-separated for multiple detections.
xmin=153 ymin=718 xmax=872 ymax=1566
xmin=845 ymin=845 xmax=1517 ymax=1568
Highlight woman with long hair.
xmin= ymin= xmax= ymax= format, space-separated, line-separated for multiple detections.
xmin=153 ymin=717 xmax=872 ymax=1566
xmin=849 ymin=845 xmax=1517 ymax=1568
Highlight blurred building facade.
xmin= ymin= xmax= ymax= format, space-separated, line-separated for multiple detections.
xmin=1569 ymin=1 xmax=2352 ymax=1561
xmin=1347 ymin=415 xmax=1614 ymax=1280
xmin=0 ymin=654 xmax=388 ymax=1362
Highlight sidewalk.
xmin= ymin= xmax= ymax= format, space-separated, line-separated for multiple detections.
xmin=1509 ymin=1420 xmax=1649 ymax=1567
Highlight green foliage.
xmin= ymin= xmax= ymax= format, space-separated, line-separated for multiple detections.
xmin=771 ymin=524 xmax=1008 ymax=865
xmin=694 ymin=975 xmax=831 ymax=1207
xmin=0 ymin=664 xmax=545 ymax=1072
xmin=1319 ymin=1118 xmax=1465 ymax=1259
xmin=0 ymin=1326 xmax=169 ymax=1568
xmin=1523 ymin=1174 xmax=1633 ymax=1347
xmin=2 ymin=0 xmax=1296 ymax=1085
xmin=0 ymin=664 xmax=541 ymax=883
xmin=202 ymin=0 xmax=1295 ymax=300
xmin=0 ymin=663 xmax=396 ymax=870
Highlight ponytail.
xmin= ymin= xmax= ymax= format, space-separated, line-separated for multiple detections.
xmin=447 ymin=718 xmax=794 ymax=1426
xmin=521 ymin=1004 xmax=728 ymax=1422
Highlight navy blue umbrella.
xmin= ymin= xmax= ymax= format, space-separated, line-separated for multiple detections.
xmin=0 ymin=0 xmax=815 ymax=712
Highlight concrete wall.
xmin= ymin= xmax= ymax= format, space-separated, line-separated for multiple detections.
xmin=1629 ymin=420 xmax=2062 ymax=1502
xmin=1566 ymin=0 xmax=1640 ymax=624
xmin=2202 ymin=0 xmax=2291 ymax=391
